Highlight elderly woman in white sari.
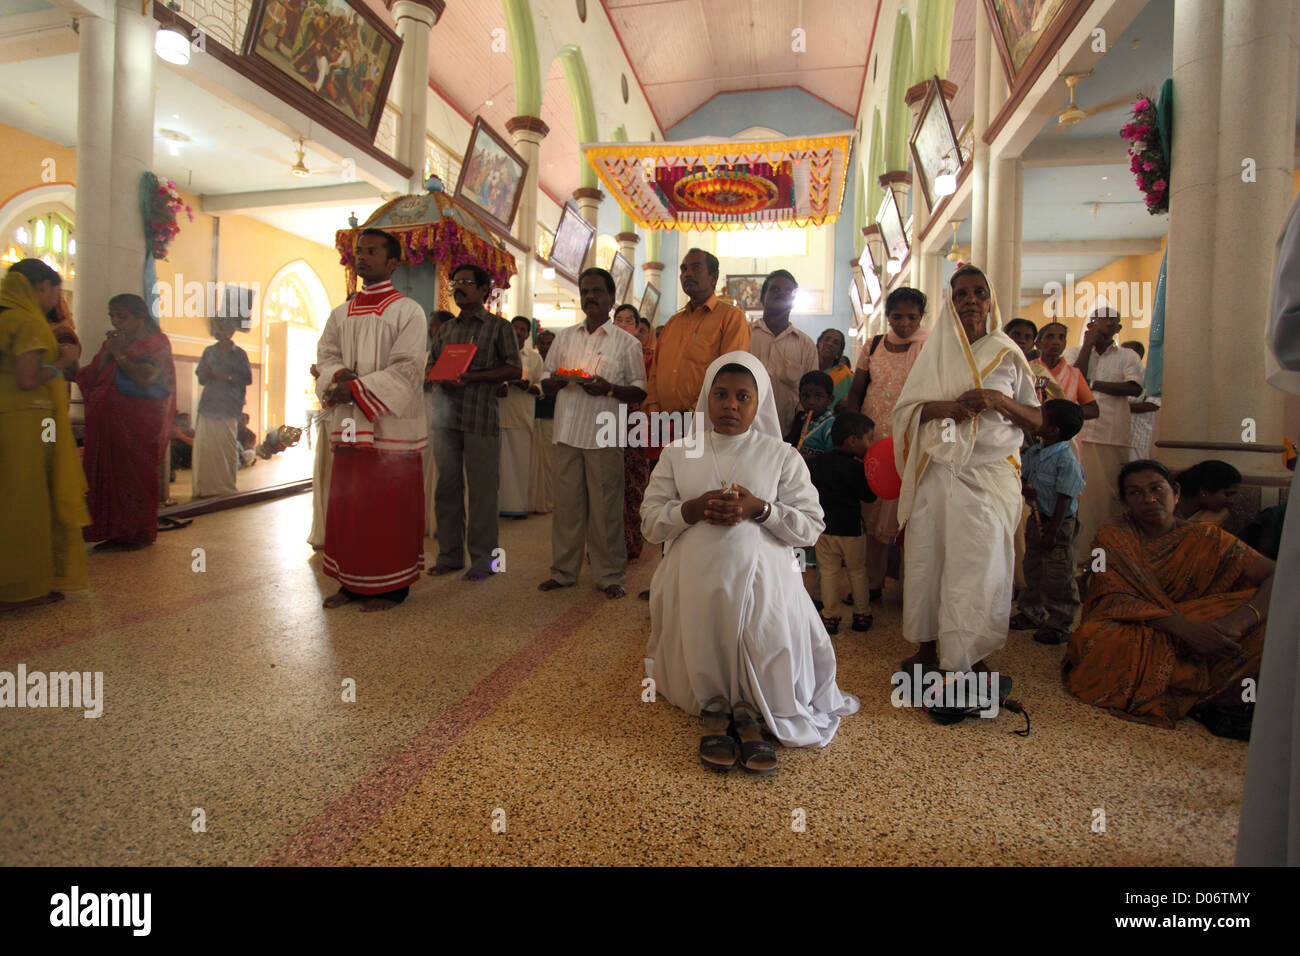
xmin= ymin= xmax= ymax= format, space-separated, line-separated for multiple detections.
xmin=893 ymin=265 xmax=1042 ymax=679
xmin=642 ymin=351 xmax=859 ymax=774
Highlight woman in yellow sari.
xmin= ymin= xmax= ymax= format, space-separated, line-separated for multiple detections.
xmin=0 ymin=260 xmax=90 ymax=610
xmin=1063 ymin=459 xmax=1272 ymax=736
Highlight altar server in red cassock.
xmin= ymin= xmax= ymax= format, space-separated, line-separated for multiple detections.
xmin=316 ymin=229 xmax=428 ymax=611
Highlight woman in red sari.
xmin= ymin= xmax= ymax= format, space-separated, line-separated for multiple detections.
xmin=77 ymin=293 xmax=177 ymax=548
xmin=615 ymin=304 xmax=655 ymax=560
xmin=1063 ymin=459 xmax=1272 ymax=737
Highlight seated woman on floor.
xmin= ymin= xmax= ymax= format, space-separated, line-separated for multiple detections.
xmin=1062 ymin=459 xmax=1272 ymax=738
xmin=641 ymin=351 xmax=859 ymax=775
xmin=1174 ymin=459 xmax=1242 ymax=528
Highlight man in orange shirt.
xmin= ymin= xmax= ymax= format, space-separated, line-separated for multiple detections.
xmin=643 ymin=248 xmax=751 ymax=422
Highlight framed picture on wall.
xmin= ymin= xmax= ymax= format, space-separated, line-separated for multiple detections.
xmin=452 ymin=117 xmax=528 ymax=235
xmin=877 ymin=190 xmax=909 ymax=263
xmin=908 ymin=76 xmax=963 ymax=209
xmin=609 ymin=252 xmax=634 ymax=302
xmin=243 ymin=0 xmax=402 ymax=143
xmin=862 ymin=262 xmax=882 ymax=306
xmin=984 ymin=0 xmax=1085 ymax=88
xmin=549 ymin=204 xmax=596 ymax=282
xmin=849 ymin=279 xmax=864 ymax=322
xmin=639 ymin=283 xmax=661 ymax=323
xmin=536 ymin=222 xmax=556 ymax=261
xmin=725 ymin=274 xmax=766 ymax=312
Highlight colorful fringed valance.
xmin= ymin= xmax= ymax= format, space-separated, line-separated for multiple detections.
xmin=582 ymin=132 xmax=855 ymax=232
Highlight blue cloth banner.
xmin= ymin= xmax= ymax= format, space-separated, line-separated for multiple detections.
xmin=1145 ymin=246 xmax=1167 ymax=397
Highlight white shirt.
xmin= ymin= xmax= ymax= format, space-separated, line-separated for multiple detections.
xmin=1064 ymin=342 xmax=1145 ymax=446
xmin=543 ymin=319 xmax=647 ymax=450
xmin=969 ymin=352 xmax=1039 ymax=466
xmin=747 ymin=319 xmax=819 ymax=434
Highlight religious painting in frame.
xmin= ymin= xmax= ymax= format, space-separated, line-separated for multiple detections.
xmin=536 ymin=222 xmax=556 ymax=262
xmin=639 ymin=283 xmax=661 ymax=323
xmin=725 ymin=274 xmax=766 ymax=313
xmin=984 ymin=0 xmax=1077 ymax=86
xmin=862 ymin=261 xmax=882 ymax=306
xmin=876 ymin=190 xmax=909 ymax=263
xmin=908 ymin=76 xmax=963 ymax=210
xmin=452 ymin=117 xmax=529 ymax=235
xmin=548 ymin=203 xmax=596 ymax=282
xmin=243 ymin=0 xmax=401 ymax=142
xmin=608 ymin=251 xmax=634 ymax=302
xmin=848 ymin=278 xmax=864 ymax=322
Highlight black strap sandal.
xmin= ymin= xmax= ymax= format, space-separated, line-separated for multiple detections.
xmin=699 ymin=696 xmax=736 ymax=772
xmin=732 ymin=701 xmax=777 ymax=775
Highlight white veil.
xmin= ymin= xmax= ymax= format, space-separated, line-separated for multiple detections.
xmin=690 ymin=350 xmax=783 ymax=439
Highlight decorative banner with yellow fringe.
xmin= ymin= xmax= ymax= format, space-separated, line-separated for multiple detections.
xmin=582 ymin=132 xmax=854 ymax=232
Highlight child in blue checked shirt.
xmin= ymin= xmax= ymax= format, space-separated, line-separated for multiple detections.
xmin=1012 ymin=399 xmax=1087 ymax=645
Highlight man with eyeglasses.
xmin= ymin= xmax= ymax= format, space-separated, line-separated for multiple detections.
xmin=427 ymin=263 xmax=522 ymax=581
xmin=1064 ymin=306 xmax=1146 ymax=572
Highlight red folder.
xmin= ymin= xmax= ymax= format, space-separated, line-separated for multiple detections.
xmin=427 ymin=343 xmax=477 ymax=381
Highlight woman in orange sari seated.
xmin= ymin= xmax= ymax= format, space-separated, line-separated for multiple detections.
xmin=1063 ymin=459 xmax=1273 ymax=737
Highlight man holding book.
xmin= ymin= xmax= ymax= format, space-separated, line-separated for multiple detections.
xmin=427 ymin=263 xmax=523 ymax=580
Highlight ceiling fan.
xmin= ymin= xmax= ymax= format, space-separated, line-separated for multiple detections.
xmin=1051 ymin=72 xmax=1136 ymax=131
xmin=287 ymin=137 xmax=337 ymax=178
xmin=946 ymin=220 xmax=969 ymax=263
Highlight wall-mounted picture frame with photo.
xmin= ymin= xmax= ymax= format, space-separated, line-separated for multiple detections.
xmin=725 ymin=274 xmax=766 ymax=313
xmin=639 ymin=283 xmax=661 ymax=323
xmin=608 ymin=252 xmax=634 ymax=302
xmin=862 ymin=261 xmax=882 ymax=306
xmin=984 ymin=0 xmax=1084 ymax=88
xmin=848 ymin=278 xmax=864 ymax=322
xmin=243 ymin=0 xmax=402 ymax=143
xmin=536 ymin=222 xmax=556 ymax=261
xmin=548 ymin=204 xmax=597 ymax=282
xmin=908 ymin=76 xmax=963 ymax=210
xmin=877 ymin=190 xmax=909 ymax=263
xmin=453 ymin=117 xmax=529 ymax=235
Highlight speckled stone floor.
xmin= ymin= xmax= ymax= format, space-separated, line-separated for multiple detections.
xmin=0 ymin=493 xmax=1250 ymax=866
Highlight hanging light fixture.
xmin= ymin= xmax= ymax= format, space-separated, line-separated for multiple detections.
xmin=156 ymin=26 xmax=190 ymax=64
xmin=886 ymin=258 xmax=902 ymax=276
xmin=934 ymin=167 xmax=957 ymax=197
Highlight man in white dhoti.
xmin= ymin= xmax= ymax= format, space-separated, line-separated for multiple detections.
xmin=315 ymin=230 xmax=428 ymax=611
xmin=498 ymin=316 xmax=541 ymax=517
xmin=893 ymin=265 xmax=1042 ymax=678
xmin=1237 ymin=190 xmax=1300 ymax=866
xmin=642 ymin=351 xmax=859 ymax=773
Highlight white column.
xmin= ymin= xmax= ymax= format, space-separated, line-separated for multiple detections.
xmin=506 ymin=116 xmax=548 ymax=318
xmin=970 ymin=3 xmax=991 ymax=268
xmin=615 ymin=230 xmax=639 ymax=302
xmin=390 ymin=1 xmax=441 ymax=193
xmin=73 ymin=12 xmax=116 ymax=349
xmin=573 ymin=188 xmax=603 ymax=271
xmin=1205 ymin=0 xmax=1294 ymax=475
xmin=987 ymin=156 xmax=1017 ymax=318
xmin=106 ymin=0 xmax=155 ymax=310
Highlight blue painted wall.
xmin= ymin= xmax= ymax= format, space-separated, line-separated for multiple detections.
xmin=643 ymin=88 xmax=858 ymax=338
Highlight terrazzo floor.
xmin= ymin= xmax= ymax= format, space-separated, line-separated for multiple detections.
xmin=0 ymin=492 xmax=1251 ymax=866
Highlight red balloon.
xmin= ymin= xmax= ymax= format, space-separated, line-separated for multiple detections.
xmin=864 ymin=436 xmax=902 ymax=500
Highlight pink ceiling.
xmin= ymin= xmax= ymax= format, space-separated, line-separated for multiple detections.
xmin=947 ymin=0 xmax=976 ymax=132
xmin=602 ymin=0 xmax=878 ymax=131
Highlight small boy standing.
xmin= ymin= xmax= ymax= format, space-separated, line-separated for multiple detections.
xmin=808 ymin=412 xmax=877 ymax=634
xmin=785 ymin=370 xmax=836 ymax=459
xmin=1012 ymin=399 xmax=1087 ymax=644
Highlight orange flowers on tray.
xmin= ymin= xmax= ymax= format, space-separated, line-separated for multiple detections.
xmin=554 ymin=367 xmax=593 ymax=378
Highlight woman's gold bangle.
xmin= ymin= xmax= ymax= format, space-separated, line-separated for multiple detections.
xmin=1245 ymin=603 xmax=1262 ymax=628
